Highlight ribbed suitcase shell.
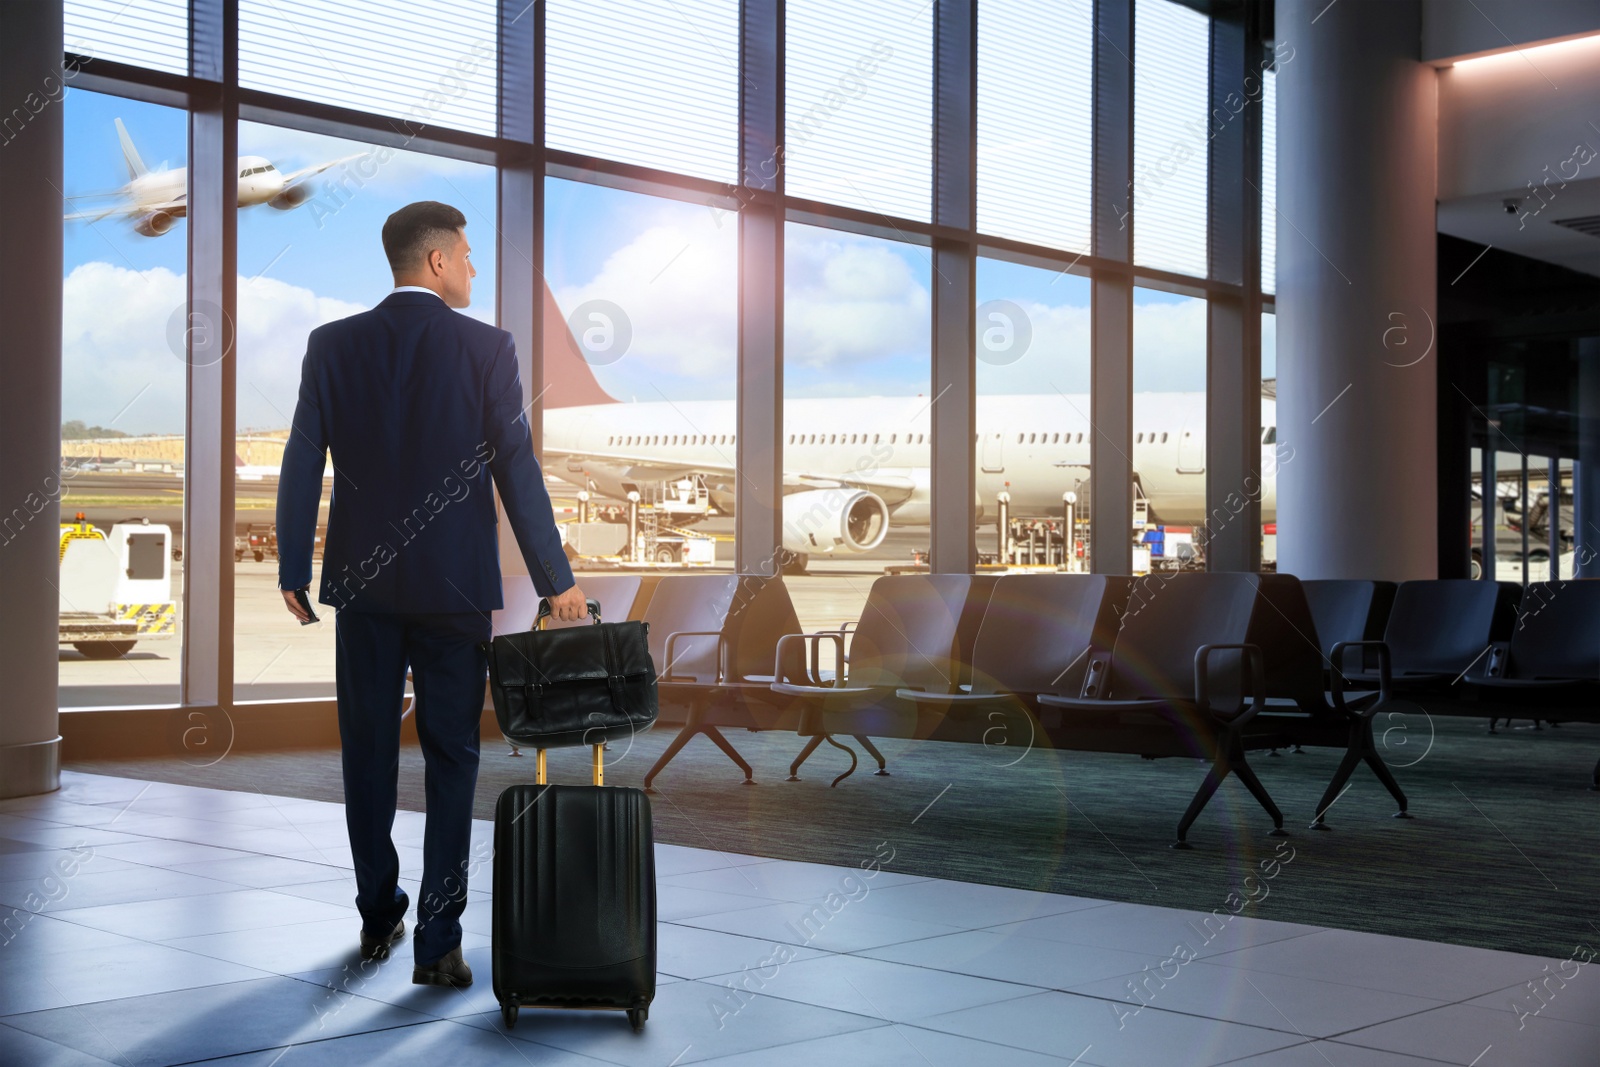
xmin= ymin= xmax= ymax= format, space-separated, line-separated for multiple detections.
xmin=491 ymin=784 xmax=656 ymax=1024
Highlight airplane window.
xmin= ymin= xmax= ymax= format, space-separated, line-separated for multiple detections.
xmin=874 ymin=434 xmax=881 ymax=444
xmin=1052 ymin=433 xmax=1059 ymax=443
xmin=788 ymin=434 xmax=794 ymax=444
xmin=1016 ymin=433 xmax=1024 ymax=444
xmin=1029 ymin=433 xmax=1037 ymax=443
xmin=1076 ymin=433 xmax=1083 ymax=443
xmin=890 ymin=433 xmax=897 ymax=444
xmin=1264 ymin=427 xmax=1277 ymax=443
xmin=1136 ymin=433 xmax=1143 ymax=444
xmin=918 ymin=434 xmax=925 ymax=444
xmin=1161 ymin=432 xmax=1169 ymax=443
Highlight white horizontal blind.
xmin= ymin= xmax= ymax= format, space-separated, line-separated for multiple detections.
xmin=1133 ymin=0 xmax=1209 ymax=277
xmin=546 ymin=0 xmax=739 ymax=182
xmin=977 ymin=0 xmax=1093 ymax=253
xmin=239 ymin=1 xmax=498 ymax=135
xmin=785 ymin=0 xmax=933 ymax=222
xmin=65 ymin=0 xmax=188 ymax=75
xmin=1261 ymin=67 xmax=1277 ymax=295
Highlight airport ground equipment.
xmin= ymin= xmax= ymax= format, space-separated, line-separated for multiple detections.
xmin=1456 ymin=580 xmax=1600 ymax=789
xmin=487 ymin=600 xmax=659 ymax=1032
xmin=58 ymin=516 xmax=177 ymax=658
xmin=770 ymin=575 xmax=997 ymax=786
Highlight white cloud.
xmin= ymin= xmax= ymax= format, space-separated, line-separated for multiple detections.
xmin=553 ymin=218 xmax=739 ymax=385
xmin=62 ymin=261 xmax=364 ymax=435
xmin=783 ymin=228 xmax=930 ymax=371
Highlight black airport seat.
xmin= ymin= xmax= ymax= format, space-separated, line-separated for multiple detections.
xmin=1032 ymin=572 xmax=1288 ymax=848
xmin=771 ymin=574 xmax=996 ymax=785
xmin=1246 ymin=574 xmax=1411 ymax=827
xmin=639 ymin=573 xmax=811 ymax=789
xmin=1337 ymin=579 xmax=1519 ymax=696
xmin=893 ymin=574 xmax=1129 ymax=747
xmin=1301 ymin=579 xmax=1396 ymax=668
xmin=1463 ymin=579 xmax=1600 ymax=789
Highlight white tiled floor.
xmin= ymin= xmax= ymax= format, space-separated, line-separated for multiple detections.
xmin=1 ymin=771 xmax=1593 ymax=1066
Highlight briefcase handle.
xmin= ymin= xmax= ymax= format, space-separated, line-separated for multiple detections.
xmin=535 ymin=597 xmax=603 ymax=629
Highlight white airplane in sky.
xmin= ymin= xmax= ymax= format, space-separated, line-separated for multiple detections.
xmin=534 ymin=287 xmax=1285 ymax=564
xmin=65 ymin=118 xmax=358 ymax=236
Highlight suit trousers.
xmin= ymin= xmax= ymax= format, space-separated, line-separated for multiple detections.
xmin=334 ymin=608 xmax=490 ymax=965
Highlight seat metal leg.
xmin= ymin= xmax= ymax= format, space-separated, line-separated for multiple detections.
xmin=788 ymin=734 xmax=826 ymax=780
xmin=701 ymin=725 xmax=755 ymax=783
xmin=853 ymin=735 xmax=890 ymax=775
xmin=1175 ymin=755 xmax=1230 ymax=849
xmin=1228 ymin=743 xmax=1286 ymax=834
xmin=643 ymin=702 xmax=707 ymax=791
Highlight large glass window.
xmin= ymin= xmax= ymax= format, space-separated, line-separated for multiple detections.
xmin=65 ymin=0 xmax=188 ymax=74
xmin=543 ymin=178 xmax=738 ymax=574
xmin=1262 ymin=310 xmax=1280 ymax=568
xmin=976 ymin=258 xmax=1092 ymax=570
xmin=1262 ymin=67 xmax=1278 ymax=294
xmin=239 ymin=1 xmax=498 ymax=135
xmin=1133 ymin=286 xmax=1207 ymax=569
xmin=782 ymin=223 xmax=931 ymax=627
xmin=59 ymin=90 xmax=188 ymax=705
xmin=1133 ymin=0 xmax=1210 ymax=277
xmin=233 ymin=124 xmax=499 ymax=701
xmin=977 ymin=0 xmax=1093 ymax=254
xmin=784 ymin=0 xmax=933 ymax=222
xmin=546 ymin=0 xmax=740 ymax=182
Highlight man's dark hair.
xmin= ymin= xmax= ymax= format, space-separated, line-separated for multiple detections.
xmin=382 ymin=201 xmax=467 ymax=273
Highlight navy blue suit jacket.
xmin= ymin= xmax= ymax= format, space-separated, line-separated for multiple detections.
xmin=275 ymin=291 xmax=575 ymax=613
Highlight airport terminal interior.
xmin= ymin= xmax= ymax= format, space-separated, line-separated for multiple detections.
xmin=3 ymin=0 xmax=1599 ymax=1064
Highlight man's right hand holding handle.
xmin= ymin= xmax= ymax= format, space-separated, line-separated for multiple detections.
xmin=546 ymin=582 xmax=588 ymax=622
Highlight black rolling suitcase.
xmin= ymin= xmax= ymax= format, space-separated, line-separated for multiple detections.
xmin=486 ymin=599 xmax=658 ymax=1032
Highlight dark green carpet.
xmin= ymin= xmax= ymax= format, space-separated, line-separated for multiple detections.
xmin=71 ymin=713 xmax=1600 ymax=960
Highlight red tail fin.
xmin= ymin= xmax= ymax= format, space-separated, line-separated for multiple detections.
xmin=542 ymin=281 xmax=620 ymax=408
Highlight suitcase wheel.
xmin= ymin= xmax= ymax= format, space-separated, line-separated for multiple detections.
xmin=501 ymin=1001 xmax=519 ymax=1029
xmin=628 ymin=1006 xmax=648 ymax=1032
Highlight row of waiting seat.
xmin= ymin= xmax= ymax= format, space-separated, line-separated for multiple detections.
xmin=487 ymin=571 xmax=1600 ymax=848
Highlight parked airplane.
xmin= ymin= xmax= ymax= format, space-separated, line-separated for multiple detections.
xmin=534 ymin=286 xmax=1284 ymax=563
xmin=64 ymin=118 xmax=358 ymax=236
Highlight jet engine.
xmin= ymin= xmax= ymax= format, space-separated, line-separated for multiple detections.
xmin=134 ymin=211 xmax=176 ymax=237
xmin=269 ymin=185 xmax=312 ymax=210
xmin=781 ymin=488 xmax=889 ymax=557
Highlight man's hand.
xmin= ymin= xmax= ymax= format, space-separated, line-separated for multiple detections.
xmin=547 ymin=583 xmax=588 ymax=623
xmin=281 ymin=588 xmax=314 ymax=623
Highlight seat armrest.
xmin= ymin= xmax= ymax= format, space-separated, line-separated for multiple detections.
xmin=1482 ymin=640 xmax=1510 ymax=679
xmin=774 ymin=632 xmax=845 ymax=689
xmin=1194 ymin=643 xmax=1265 ymax=725
xmin=1329 ymin=640 xmax=1391 ymax=713
xmin=663 ymin=630 xmax=727 ymax=684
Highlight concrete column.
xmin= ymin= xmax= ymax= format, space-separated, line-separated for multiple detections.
xmin=1275 ymin=0 xmax=1438 ymax=581
xmin=0 ymin=0 xmax=64 ymax=797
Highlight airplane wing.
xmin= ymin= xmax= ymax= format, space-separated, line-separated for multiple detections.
xmin=549 ymin=449 xmax=920 ymax=509
xmin=67 ymin=197 xmax=186 ymax=223
xmin=277 ymin=153 xmax=365 ymax=188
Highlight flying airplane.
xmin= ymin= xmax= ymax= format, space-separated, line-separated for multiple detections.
xmin=534 ymin=285 xmax=1285 ymax=565
xmin=64 ymin=118 xmax=359 ymax=236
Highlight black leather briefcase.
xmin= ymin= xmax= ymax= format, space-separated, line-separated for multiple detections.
xmin=482 ymin=598 xmax=658 ymax=751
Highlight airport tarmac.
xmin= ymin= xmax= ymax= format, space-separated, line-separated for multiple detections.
xmin=58 ymin=532 xmax=933 ymax=708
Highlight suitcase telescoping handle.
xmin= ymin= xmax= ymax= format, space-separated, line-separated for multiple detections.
xmin=532 ymin=597 xmax=607 ymax=788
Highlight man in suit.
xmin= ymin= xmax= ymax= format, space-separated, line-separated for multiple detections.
xmin=277 ymin=200 xmax=586 ymax=987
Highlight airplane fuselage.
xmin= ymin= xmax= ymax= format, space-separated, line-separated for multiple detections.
xmin=545 ymin=392 xmax=1282 ymax=527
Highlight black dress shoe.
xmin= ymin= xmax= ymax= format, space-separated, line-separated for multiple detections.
xmin=413 ymin=946 xmax=473 ymax=987
xmin=359 ymin=919 xmax=405 ymax=961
